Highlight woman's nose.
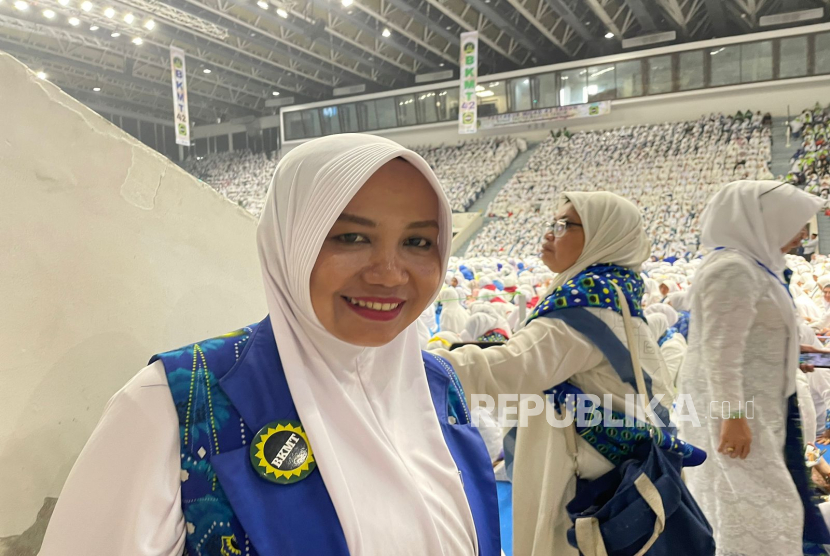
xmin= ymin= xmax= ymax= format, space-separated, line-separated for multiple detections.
xmin=363 ymin=250 xmax=408 ymax=287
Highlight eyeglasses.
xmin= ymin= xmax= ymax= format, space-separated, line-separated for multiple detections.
xmin=547 ymin=219 xmax=583 ymax=238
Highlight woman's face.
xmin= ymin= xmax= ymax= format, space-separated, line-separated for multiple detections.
xmin=541 ymin=203 xmax=585 ymax=273
xmin=659 ymin=283 xmax=670 ymax=297
xmin=310 ymin=159 xmax=442 ymax=347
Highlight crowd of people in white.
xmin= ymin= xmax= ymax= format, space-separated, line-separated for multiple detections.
xmin=786 ymin=103 xmax=830 ymax=197
xmin=180 ymin=150 xmax=280 ymax=217
xmin=413 ymin=136 xmax=526 ymax=212
xmin=467 ymin=112 xmax=773 ymax=260
xmin=422 ymin=255 xmax=696 ymax=389
xmin=180 ymin=136 xmax=525 ymax=217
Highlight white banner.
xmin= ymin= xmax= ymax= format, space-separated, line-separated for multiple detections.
xmin=170 ymin=46 xmax=191 ymax=147
xmin=458 ymin=31 xmax=478 ymax=135
xmin=478 ymin=101 xmax=611 ymax=130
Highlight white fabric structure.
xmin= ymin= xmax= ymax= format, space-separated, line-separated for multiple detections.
xmin=467 ymin=112 xmax=773 ymax=259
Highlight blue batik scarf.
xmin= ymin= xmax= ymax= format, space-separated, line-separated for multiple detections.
xmin=527 ymin=264 xmax=645 ymax=324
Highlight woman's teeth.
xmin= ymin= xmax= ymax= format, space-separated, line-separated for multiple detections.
xmin=345 ymin=297 xmax=401 ymax=311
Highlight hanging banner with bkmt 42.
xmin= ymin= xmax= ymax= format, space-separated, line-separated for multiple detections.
xmin=458 ymin=31 xmax=478 ymax=135
xmin=170 ymin=46 xmax=191 ymax=147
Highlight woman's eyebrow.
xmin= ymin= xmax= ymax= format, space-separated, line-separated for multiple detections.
xmin=407 ymin=220 xmax=439 ymax=230
xmin=337 ymin=213 xmax=376 ymax=227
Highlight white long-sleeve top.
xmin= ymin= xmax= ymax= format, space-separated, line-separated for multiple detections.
xmin=39 ymin=361 xmax=186 ymax=555
xmin=435 ymin=307 xmax=673 ymax=556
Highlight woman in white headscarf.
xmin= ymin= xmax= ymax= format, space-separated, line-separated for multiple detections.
xmin=678 ymin=180 xmax=828 ymax=555
xmin=39 ymin=134 xmax=500 ymax=556
xmin=646 ymin=312 xmax=687 ymax=388
xmin=435 ymin=191 xmax=675 ymax=556
xmin=439 ymin=287 xmax=471 ymax=334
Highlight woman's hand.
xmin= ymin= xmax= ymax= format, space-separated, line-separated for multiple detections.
xmin=801 ymin=364 xmax=816 ymax=373
xmin=718 ymin=418 xmax=752 ymax=459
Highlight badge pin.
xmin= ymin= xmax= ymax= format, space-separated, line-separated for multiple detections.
xmin=250 ymin=420 xmax=316 ymax=484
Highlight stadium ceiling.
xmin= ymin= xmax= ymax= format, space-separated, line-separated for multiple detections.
xmin=0 ymin=0 xmax=826 ymax=124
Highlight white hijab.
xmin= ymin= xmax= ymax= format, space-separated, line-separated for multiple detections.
xmin=256 ymin=134 xmax=476 ymax=555
xmin=646 ymin=313 xmax=670 ymax=343
xmin=547 ymin=191 xmax=652 ymax=294
xmin=698 ymin=180 xmax=824 ymax=396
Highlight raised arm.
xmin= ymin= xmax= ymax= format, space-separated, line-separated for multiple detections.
xmin=434 ymin=316 xmax=604 ymax=401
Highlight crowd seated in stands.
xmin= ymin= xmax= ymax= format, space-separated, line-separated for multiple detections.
xmin=785 ymin=103 xmax=830 ymax=197
xmin=181 ymin=136 xmax=525 ymax=217
xmin=413 ymin=136 xmax=526 ymax=212
xmin=468 ymin=112 xmax=773 ymax=260
xmin=180 ymin=150 xmax=279 ymax=217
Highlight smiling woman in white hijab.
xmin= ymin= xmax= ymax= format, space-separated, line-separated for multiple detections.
xmin=39 ymin=134 xmax=500 ymax=556
xmin=678 ymin=180 xmax=828 ymax=555
xmin=434 ymin=191 xmax=676 ymax=556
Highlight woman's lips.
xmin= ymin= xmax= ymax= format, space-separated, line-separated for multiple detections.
xmin=342 ymin=296 xmax=406 ymax=322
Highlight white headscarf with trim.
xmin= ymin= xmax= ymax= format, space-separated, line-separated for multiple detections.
xmin=256 ymin=134 xmax=476 ymax=555
xmin=698 ymin=180 xmax=824 ymax=396
xmin=546 ymin=191 xmax=652 ymax=295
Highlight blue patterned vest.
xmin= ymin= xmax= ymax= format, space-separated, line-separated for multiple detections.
xmin=150 ymin=316 xmax=500 ymax=556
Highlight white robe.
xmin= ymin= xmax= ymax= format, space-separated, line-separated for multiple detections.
xmin=678 ymin=252 xmax=803 ymax=555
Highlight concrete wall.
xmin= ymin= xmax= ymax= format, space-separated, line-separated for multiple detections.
xmin=281 ymin=74 xmax=830 ymax=153
xmin=0 ymin=52 xmax=267 ymax=547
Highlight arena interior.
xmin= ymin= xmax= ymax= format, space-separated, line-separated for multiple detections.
xmin=4 ymin=0 xmax=830 ymax=553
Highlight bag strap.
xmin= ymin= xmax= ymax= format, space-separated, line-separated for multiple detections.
xmin=574 ymin=475 xmax=666 ymax=556
xmin=561 ymin=281 xmax=648 ymax=477
xmin=609 ymin=281 xmax=655 ymax=426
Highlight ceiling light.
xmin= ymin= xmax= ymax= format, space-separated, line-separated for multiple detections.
xmin=93 ymin=86 xmax=101 ymax=91
xmin=57 ymin=0 xmax=69 ymax=5
xmin=104 ymin=6 xmax=114 ymax=17
xmin=341 ymin=0 xmax=353 ymax=6
xmin=89 ymin=24 xmax=99 ymax=30
xmin=256 ymin=0 xmax=268 ymax=8
xmin=42 ymin=8 xmax=55 ymax=18
xmin=36 ymin=71 xmax=47 ymax=79
xmin=68 ymin=16 xmax=80 ymax=25
xmin=144 ymin=19 xmax=155 ymax=30
xmin=476 ymin=90 xmax=494 ymax=98
xmin=382 ymin=28 xmax=391 ymax=38
xmin=203 ymin=68 xmax=211 ymax=74
xmin=276 ymin=7 xmax=287 ymax=17
xmin=13 ymin=1 xmax=28 ymax=10
xmin=123 ymin=12 xmax=134 ymax=23
xmin=131 ymin=37 xmax=143 ymax=45
xmin=110 ymin=31 xmax=120 ymax=37
xmin=81 ymin=1 xmax=92 ymax=11
xmin=272 ymin=91 xmax=280 ymax=96
xmin=605 ymin=32 xmax=614 ymax=39
xmin=439 ymin=62 xmax=445 ymax=67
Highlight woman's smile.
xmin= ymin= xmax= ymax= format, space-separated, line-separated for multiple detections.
xmin=341 ymin=296 xmax=406 ymax=321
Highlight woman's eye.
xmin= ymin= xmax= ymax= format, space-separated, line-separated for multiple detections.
xmin=336 ymin=233 xmax=369 ymax=244
xmin=405 ymin=237 xmax=432 ymax=249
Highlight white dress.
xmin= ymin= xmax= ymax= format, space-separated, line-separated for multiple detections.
xmin=678 ymin=252 xmax=803 ymax=556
